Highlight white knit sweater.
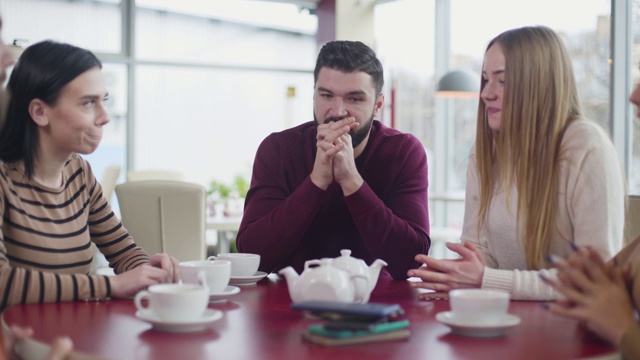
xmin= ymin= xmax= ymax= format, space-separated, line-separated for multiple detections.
xmin=461 ymin=120 xmax=625 ymax=300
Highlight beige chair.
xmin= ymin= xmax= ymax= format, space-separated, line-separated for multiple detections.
xmin=115 ymin=180 xmax=207 ymax=261
xmin=625 ymin=195 xmax=640 ymax=245
xmin=100 ymin=164 xmax=121 ymax=204
xmin=89 ymin=164 xmax=122 ymax=274
xmin=126 ymin=169 xmax=184 ymax=182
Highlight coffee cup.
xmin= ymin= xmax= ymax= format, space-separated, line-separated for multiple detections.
xmin=449 ymin=289 xmax=509 ymax=325
xmin=208 ymin=253 xmax=260 ymax=277
xmin=180 ymin=259 xmax=231 ymax=294
xmin=134 ymin=279 xmax=209 ymax=322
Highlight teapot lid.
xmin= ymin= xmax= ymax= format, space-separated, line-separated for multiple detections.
xmin=333 ymin=249 xmax=366 ymax=271
xmin=340 ymin=249 xmax=352 ymax=257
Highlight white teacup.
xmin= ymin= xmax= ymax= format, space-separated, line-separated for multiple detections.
xmin=449 ymin=289 xmax=510 ymax=325
xmin=208 ymin=253 xmax=260 ymax=277
xmin=134 ymin=281 xmax=209 ymax=322
xmin=180 ymin=260 xmax=231 ymax=294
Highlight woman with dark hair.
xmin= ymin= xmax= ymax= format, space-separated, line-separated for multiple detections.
xmin=0 ymin=40 xmax=179 ymax=312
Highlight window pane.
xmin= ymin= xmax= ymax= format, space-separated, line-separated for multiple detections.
xmin=375 ymin=0 xmax=435 ymax=142
xmin=135 ymin=0 xmax=317 ymax=69
xmin=449 ymin=0 xmax=611 ymax=206
xmin=630 ymin=0 xmax=640 ymax=194
xmin=451 ymin=0 xmax=611 ymax=131
xmin=84 ymin=63 xmax=128 ymax=201
xmin=134 ymin=66 xmax=313 ymax=188
xmin=132 ymin=1 xmax=317 ymax=191
xmin=0 ymin=0 xmax=122 ymax=54
xmin=375 ymin=1 xmax=612 ymax=254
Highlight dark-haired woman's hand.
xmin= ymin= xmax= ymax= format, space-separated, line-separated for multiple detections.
xmin=149 ymin=252 xmax=180 ymax=283
xmin=110 ymin=264 xmax=172 ymax=299
xmin=544 ymin=248 xmax=636 ymax=346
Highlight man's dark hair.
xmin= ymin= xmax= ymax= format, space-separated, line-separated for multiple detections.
xmin=313 ymin=40 xmax=384 ymax=95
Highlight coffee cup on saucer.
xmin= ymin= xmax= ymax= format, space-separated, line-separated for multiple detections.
xmin=208 ymin=253 xmax=260 ymax=277
xmin=180 ymin=259 xmax=231 ymax=294
xmin=448 ymin=289 xmax=510 ymax=326
xmin=134 ymin=275 xmax=209 ymax=322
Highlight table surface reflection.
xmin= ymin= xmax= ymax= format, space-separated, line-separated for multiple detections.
xmin=2 ymin=275 xmax=619 ymax=360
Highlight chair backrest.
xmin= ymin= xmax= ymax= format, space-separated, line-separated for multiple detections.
xmin=115 ymin=180 xmax=207 ymax=261
xmin=100 ymin=164 xmax=121 ymax=204
xmin=126 ymin=169 xmax=184 ymax=182
xmin=625 ymin=195 xmax=640 ymax=245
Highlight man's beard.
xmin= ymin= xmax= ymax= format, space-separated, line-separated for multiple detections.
xmin=314 ymin=110 xmax=375 ymax=149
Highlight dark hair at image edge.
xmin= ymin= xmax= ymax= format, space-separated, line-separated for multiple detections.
xmin=313 ymin=40 xmax=384 ymax=95
xmin=0 ymin=40 xmax=102 ymax=179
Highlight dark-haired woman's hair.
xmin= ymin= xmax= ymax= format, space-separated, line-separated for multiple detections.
xmin=0 ymin=40 xmax=101 ymax=178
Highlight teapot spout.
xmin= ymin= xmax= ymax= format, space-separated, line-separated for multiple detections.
xmin=278 ymin=266 xmax=301 ymax=302
xmin=368 ymin=259 xmax=388 ymax=290
xmin=278 ymin=266 xmax=299 ymax=283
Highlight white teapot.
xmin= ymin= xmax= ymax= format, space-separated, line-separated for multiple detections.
xmin=278 ymin=258 xmax=368 ymax=304
xmin=278 ymin=250 xmax=388 ymax=304
xmin=331 ymin=249 xmax=388 ymax=303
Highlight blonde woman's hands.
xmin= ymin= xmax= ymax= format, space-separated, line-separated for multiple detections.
xmin=407 ymin=241 xmax=485 ymax=300
xmin=109 ymin=253 xmax=179 ymax=299
xmin=544 ymin=248 xmax=636 ymax=346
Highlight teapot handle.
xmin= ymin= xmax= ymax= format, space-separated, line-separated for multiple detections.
xmin=349 ymin=273 xmax=370 ymax=303
xmin=304 ymin=259 xmax=322 ymax=270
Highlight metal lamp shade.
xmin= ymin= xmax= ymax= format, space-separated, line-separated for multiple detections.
xmin=434 ymin=70 xmax=479 ymax=99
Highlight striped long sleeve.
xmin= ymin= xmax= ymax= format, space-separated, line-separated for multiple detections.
xmin=0 ymin=154 xmax=149 ymax=311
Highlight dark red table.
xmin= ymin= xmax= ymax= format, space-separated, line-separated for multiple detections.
xmin=2 ymin=275 xmax=618 ymax=360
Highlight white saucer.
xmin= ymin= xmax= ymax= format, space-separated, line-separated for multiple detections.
xmin=136 ymin=308 xmax=223 ymax=333
xmin=229 ymin=271 xmax=268 ymax=286
xmin=436 ymin=311 xmax=520 ymax=338
xmin=209 ymin=285 xmax=241 ymax=302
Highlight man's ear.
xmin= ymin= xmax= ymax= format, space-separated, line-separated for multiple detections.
xmin=28 ymin=99 xmax=49 ymax=127
xmin=374 ymin=93 xmax=385 ymax=117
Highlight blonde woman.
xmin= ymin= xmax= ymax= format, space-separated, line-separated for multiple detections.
xmin=409 ymin=26 xmax=624 ymax=300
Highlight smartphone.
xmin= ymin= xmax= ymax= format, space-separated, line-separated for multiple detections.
xmin=323 ymin=320 xmax=381 ymax=331
xmin=308 ymin=319 xmax=410 ymax=339
xmin=291 ymin=301 xmax=405 ymax=322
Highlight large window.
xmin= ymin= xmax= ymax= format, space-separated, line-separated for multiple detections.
xmin=376 ymin=0 xmax=611 ymax=228
xmin=1 ymin=0 xmax=634 ymax=206
xmin=375 ymin=0 xmax=614 ymax=252
xmin=0 ymin=0 xmax=317 ymax=192
xmin=446 ymin=0 xmax=612 ymax=224
xmin=132 ymin=1 xmax=317 ymax=188
xmin=133 ymin=65 xmax=314 ymax=187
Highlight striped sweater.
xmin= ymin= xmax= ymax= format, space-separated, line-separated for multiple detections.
xmin=0 ymin=154 xmax=149 ymax=311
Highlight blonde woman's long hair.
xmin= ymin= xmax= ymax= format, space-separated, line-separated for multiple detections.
xmin=475 ymin=26 xmax=582 ymax=269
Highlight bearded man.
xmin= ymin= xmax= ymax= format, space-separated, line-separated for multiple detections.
xmin=236 ymin=40 xmax=430 ymax=281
